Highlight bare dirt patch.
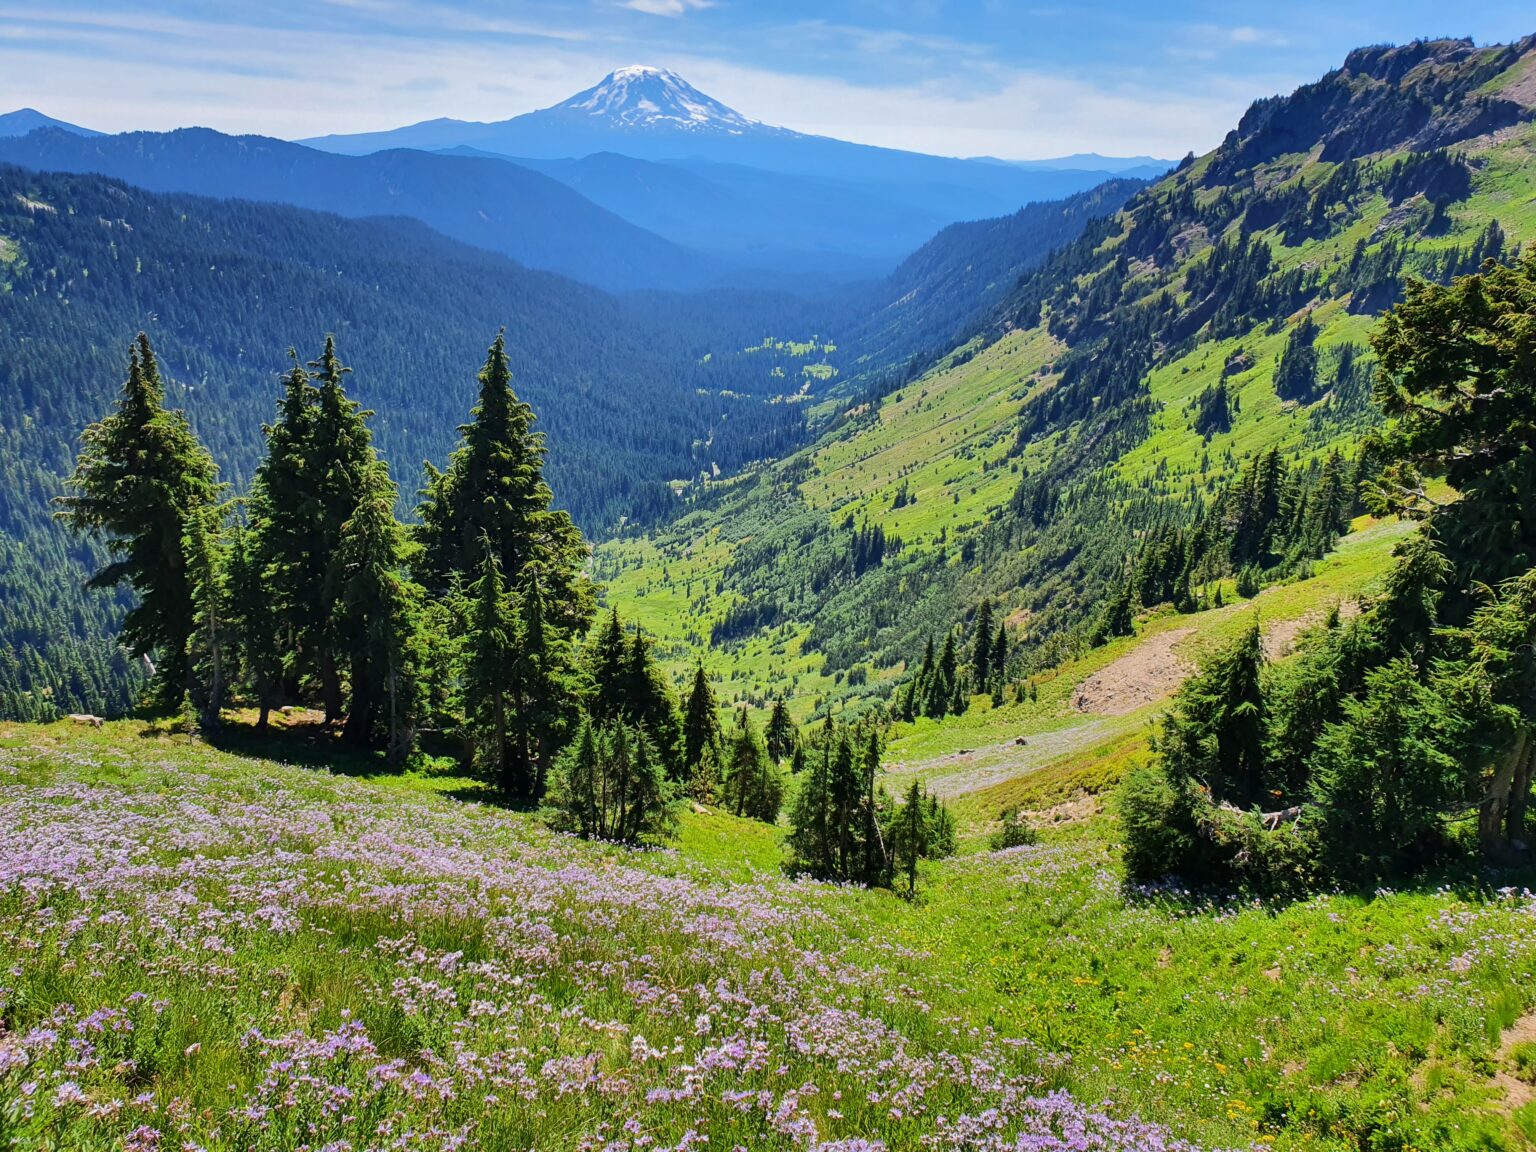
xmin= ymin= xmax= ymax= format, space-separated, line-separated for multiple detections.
xmin=1072 ymin=628 xmax=1195 ymax=716
xmin=1262 ymin=601 xmax=1360 ymax=661
xmin=1498 ymin=54 xmax=1536 ymax=110
xmin=886 ymin=718 xmax=1113 ymax=799
xmin=1493 ymin=1009 xmax=1536 ymax=1113
xmin=1074 ymin=602 xmax=1364 ymax=718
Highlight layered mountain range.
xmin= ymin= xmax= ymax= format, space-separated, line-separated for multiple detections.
xmin=0 ymin=67 xmax=1167 ymax=286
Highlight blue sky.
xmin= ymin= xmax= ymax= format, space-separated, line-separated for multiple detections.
xmin=1 ymin=2 xmax=1532 ymax=158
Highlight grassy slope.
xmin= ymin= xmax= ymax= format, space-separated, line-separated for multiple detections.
xmin=881 ymin=511 xmax=1412 ymax=835
xmin=5 ymin=724 xmax=1536 ymax=1150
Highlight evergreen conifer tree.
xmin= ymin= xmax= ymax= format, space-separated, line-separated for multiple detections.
xmin=990 ymin=620 xmax=1009 ymax=700
xmin=722 ymin=711 xmax=782 ymax=823
xmin=589 ymin=609 xmax=629 ymax=724
xmin=925 ymin=633 xmax=959 ymax=718
xmin=56 ymin=335 xmax=220 ymax=707
xmin=464 ymin=547 xmax=523 ymax=797
xmin=337 ymin=460 xmax=421 ymax=762
xmin=970 ymin=599 xmax=994 ymax=692
xmin=765 ymin=696 xmax=796 ymax=765
xmin=621 ymin=629 xmax=685 ymax=775
xmin=1309 ymin=660 xmax=1462 ymax=880
xmin=891 ymin=779 xmax=957 ymax=895
xmin=682 ymin=663 xmax=723 ymax=781
xmin=788 ymin=721 xmax=839 ymax=879
xmin=509 ymin=575 xmax=575 ymax=797
xmin=788 ymin=742 xmax=807 ymax=776
xmin=414 ymin=332 xmax=593 ymax=632
xmin=247 ymin=358 xmax=321 ymax=705
xmin=1158 ymin=621 xmax=1267 ymax=807
xmin=894 ymin=778 xmax=929 ymax=894
xmin=547 ymin=718 xmax=675 ymax=843
xmin=1441 ymin=569 xmax=1536 ymax=858
xmin=1371 ymin=255 xmax=1536 ymax=610
xmin=308 ymin=337 xmax=379 ymax=723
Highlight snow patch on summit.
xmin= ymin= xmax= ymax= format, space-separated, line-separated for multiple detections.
xmin=553 ymin=66 xmax=761 ymax=134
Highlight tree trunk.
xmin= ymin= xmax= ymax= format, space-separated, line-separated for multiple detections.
xmin=343 ymin=657 xmax=372 ymax=747
xmin=320 ymin=650 xmax=343 ymax=725
xmin=1481 ymin=728 xmax=1529 ymax=861
xmin=1505 ymin=729 xmax=1534 ymax=856
xmin=201 ymin=629 xmax=223 ymax=731
xmin=385 ymin=661 xmax=406 ymax=771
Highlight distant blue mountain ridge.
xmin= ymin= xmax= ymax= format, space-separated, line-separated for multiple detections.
xmin=0 ymin=108 xmax=100 ymax=138
xmin=1 ymin=69 xmax=1173 ymax=289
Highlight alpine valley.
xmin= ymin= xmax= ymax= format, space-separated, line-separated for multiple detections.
xmin=6 ymin=26 xmax=1536 ymax=1152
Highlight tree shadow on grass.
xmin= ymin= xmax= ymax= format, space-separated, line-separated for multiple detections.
xmin=201 ymin=715 xmax=540 ymax=812
xmin=1120 ymin=853 xmax=1536 ymax=917
xmin=204 ymin=716 xmax=398 ymax=779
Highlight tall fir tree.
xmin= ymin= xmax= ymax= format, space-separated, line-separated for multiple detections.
xmin=509 ymin=575 xmax=575 ymax=797
xmin=225 ymin=520 xmax=282 ymax=731
xmin=309 ymin=336 xmax=379 ymax=723
xmin=56 ymin=334 xmax=220 ymax=708
xmin=722 ymin=710 xmax=782 ymax=823
xmin=463 ymin=547 xmax=524 ymax=798
xmin=588 ymin=609 xmax=630 ymax=724
xmin=1442 ymin=568 xmax=1536 ymax=858
xmin=336 ymin=460 xmax=421 ymax=762
xmin=925 ymin=632 xmax=959 ymax=718
xmin=765 ymin=696 xmax=797 ymax=766
xmin=1309 ymin=660 xmax=1463 ymax=881
xmin=893 ymin=779 xmax=930 ymax=894
xmin=622 ymin=629 xmax=684 ymax=776
xmin=681 ymin=663 xmax=723 ymax=781
xmin=247 ymin=358 xmax=322 ymax=705
xmin=1371 ymin=255 xmax=1536 ymax=613
xmin=970 ymin=599 xmax=994 ymax=692
xmin=414 ymin=332 xmax=594 ymax=633
xmin=788 ymin=721 xmax=841 ymax=880
xmin=1156 ymin=620 xmax=1267 ymax=808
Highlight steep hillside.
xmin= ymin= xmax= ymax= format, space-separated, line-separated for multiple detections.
xmin=844 ymin=178 xmax=1146 ymax=390
xmin=0 ymin=165 xmax=824 ymax=718
xmin=599 ymin=36 xmax=1536 ymax=717
xmin=0 ymin=127 xmax=721 ymax=292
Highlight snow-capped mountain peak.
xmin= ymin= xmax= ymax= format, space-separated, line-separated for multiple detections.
xmin=550 ymin=66 xmax=762 ymax=134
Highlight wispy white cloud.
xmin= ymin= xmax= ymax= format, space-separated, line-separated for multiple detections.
xmin=680 ymin=58 xmax=1259 ymax=159
xmin=621 ymin=0 xmax=713 ymax=17
xmin=1229 ymin=26 xmax=1289 ymax=45
xmin=1171 ymin=23 xmax=1291 ymax=61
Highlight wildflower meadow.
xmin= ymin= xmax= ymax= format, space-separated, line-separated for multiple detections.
xmin=2 ymin=726 xmax=1536 ymax=1150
